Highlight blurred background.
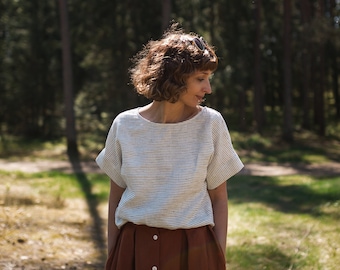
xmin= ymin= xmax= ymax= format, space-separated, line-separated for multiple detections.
xmin=0 ymin=0 xmax=339 ymax=156
xmin=1 ymin=1 xmax=340 ymax=269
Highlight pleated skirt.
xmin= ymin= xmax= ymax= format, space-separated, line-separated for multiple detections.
xmin=105 ymin=222 xmax=226 ymax=270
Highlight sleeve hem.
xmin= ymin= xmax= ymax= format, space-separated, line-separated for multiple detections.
xmin=207 ymin=157 xmax=244 ymax=190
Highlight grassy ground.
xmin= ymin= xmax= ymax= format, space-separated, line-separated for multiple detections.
xmin=0 ymin=171 xmax=109 ymax=270
xmin=227 ymin=175 xmax=340 ymax=270
xmin=1 ymin=170 xmax=339 ymax=269
xmin=0 ymin=131 xmax=339 ymax=269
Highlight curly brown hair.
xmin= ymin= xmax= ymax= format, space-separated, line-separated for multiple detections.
xmin=129 ymin=24 xmax=218 ymax=103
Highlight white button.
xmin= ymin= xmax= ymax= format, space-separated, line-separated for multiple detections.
xmin=152 ymin=266 xmax=157 ymax=270
xmin=153 ymin=234 xmax=158 ymax=240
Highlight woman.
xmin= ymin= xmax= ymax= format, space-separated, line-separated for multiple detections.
xmin=96 ymin=24 xmax=244 ymax=270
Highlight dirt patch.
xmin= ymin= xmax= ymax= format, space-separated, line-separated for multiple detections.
xmin=0 ymin=159 xmax=101 ymax=174
xmin=0 ymin=187 xmax=107 ymax=270
xmin=239 ymin=162 xmax=340 ymax=177
xmin=0 ymin=179 xmax=107 ymax=270
xmin=0 ymin=159 xmax=339 ymax=177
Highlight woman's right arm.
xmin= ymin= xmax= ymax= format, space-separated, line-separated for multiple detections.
xmin=107 ymin=180 xmax=125 ymax=256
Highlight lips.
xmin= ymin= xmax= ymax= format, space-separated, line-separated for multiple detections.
xmin=196 ymin=96 xmax=206 ymax=104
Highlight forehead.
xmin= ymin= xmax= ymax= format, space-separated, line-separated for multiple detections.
xmin=191 ymin=70 xmax=213 ymax=76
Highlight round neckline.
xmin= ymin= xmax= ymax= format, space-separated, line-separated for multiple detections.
xmin=137 ymin=106 xmax=206 ymax=125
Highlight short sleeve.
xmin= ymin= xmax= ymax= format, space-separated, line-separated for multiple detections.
xmin=95 ymin=119 xmax=127 ymax=188
xmin=206 ymin=113 xmax=244 ymax=190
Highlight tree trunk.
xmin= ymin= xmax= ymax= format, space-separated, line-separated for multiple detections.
xmin=330 ymin=44 xmax=340 ymax=119
xmin=314 ymin=0 xmax=326 ymax=136
xmin=59 ymin=0 xmax=79 ymax=157
xmin=162 ymin=0 xmax=171 ymax=31
xmin=329 ymin=0 xmax=340 ymax=119
xmin=314 ymin=48 xmax=326 ymax=136
xmin=282 ymin=0 xmax=294 ymax=142
xmin=300 ymin=0 xmax=312 ymax=129
xmin=253 ymin=0 xmax=265 ymax=133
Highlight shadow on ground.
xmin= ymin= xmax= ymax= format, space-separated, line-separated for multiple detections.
xmin=68 ymin=153 xmax=106 ymax=267
xmin=229 ymin=175 xmax=340 ymax=219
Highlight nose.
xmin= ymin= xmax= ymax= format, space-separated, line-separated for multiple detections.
xmin=203 ymin=81 xmax=212 ymax=94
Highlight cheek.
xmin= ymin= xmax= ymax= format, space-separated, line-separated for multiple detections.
xmin=185 ymin=82 xmax=198 ymax=92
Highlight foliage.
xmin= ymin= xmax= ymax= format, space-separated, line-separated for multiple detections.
xmin=1 ymin=0 xmax=340 ymax=140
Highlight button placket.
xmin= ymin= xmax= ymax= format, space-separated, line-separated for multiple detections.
xmin=136 ymin=226 xmax=159 ymax=269
xmin=151 ymin=233 xmax=159 ymax=270
xmin=149 ymin=228 xmax=160 ymax=270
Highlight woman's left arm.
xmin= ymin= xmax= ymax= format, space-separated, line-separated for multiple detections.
xmin=208 ymin=181 xmax=228 ymax=255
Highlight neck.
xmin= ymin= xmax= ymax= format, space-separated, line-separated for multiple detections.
xmin=140 ymin=101 xmax=200 ymax=123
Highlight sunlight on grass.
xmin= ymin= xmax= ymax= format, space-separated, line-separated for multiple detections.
xmin=0 ymin=170 xmax=110 ymax=202
xmin=228 ymin=175 xmax=340 ymax=270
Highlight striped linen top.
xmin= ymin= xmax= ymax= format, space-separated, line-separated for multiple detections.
xmin=96 ymin=106 xmax=244 ymax=229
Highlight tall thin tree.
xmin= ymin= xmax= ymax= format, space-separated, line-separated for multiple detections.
xmin=282 ymin=0 xmax=294 ymax=142
xmin=314 ymin=0 xmax=326 ymax=136
xmin=162 ymin=0 xmax=172 ymax=31
xmin=253 ymin=0 xmax=265 ymax=133
xmin=300 ymin=0 xmax=312 ymax=129
xmin=59 ymin=0 xmax=79 ymax=156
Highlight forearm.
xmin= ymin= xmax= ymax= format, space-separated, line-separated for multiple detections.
xmin=107 ymin=203 xmax=120 ymax=255
xmin=107 ymin=180 xmax=125 ymax=255
xmin=209 ymin=182 xmax=228 ymax=255
xmin=212 ymin=195 xmax=228 ymax=254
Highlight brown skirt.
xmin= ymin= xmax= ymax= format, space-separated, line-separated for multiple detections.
xmin=105 ymin=223 xmax=226 ymax=270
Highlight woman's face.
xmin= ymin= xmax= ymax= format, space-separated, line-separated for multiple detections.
xmin=178 ymin=70 xmax=213 ymax=107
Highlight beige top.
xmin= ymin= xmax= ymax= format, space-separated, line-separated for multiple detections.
xmin=96 ymin=106 xmax=244 ymax=229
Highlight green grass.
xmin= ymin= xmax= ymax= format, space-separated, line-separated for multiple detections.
xmin=1 ymin=170 xmax=339 ymax=269
xmin=227 ymin=174 xmax=340 ymax=270
xmin=0 ymin=170 xmax=109 ymax=204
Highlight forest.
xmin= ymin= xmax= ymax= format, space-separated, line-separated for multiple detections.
xmin=1 ymin=2 xmax=340 ymax=268
xmin=1 ymin=0 xmax=340 ymax=153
